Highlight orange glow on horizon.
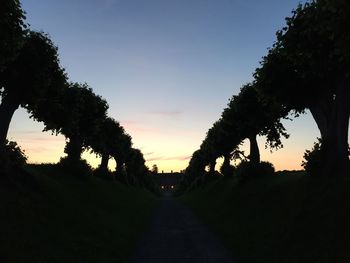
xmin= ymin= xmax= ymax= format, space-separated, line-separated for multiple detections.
xmin=7 ymin=108 xmax=322 ymax=173
xmin=8 ymin=129 xmax=305 ymax=173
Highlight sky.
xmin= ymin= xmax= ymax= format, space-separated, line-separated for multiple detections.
xmin=8 ymin=0 xmax=327 ymax=172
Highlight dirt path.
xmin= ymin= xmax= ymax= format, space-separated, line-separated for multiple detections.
xmin=129 ymin=196 xmax=237 ymax=263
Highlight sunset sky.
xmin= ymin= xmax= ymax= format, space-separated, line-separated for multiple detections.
xmin=8 ymin=0 xmax=327 ymax=172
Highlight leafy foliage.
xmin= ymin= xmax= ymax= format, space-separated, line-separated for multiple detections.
xmin=151 ymin=164 xmax=159 ymax=174
xmin=0 ymin=0 xmax=27 ymax=71
xmin=125 ymin=148 xmax=147 ymax=184
xmin=227 ymin=84 xmax=289 ymax=148
xmin=0 ymin=30 xmax=67 ymax=147
xmin=58 ymin=156 xmax=93 ymax=178
xmin=301 ymin=138 xmax=350 ymax=176
xmin=36 ymin=83 xmax=109 ymax=163
xmin=219 ymin=161 xmax=235 ymax=178
xmin=0 ymin=2 xmax=157 ymax=194
xmin=0 ymin=31 xmax=67 ymax=108
xmin=255 ymin=0 xmax=350 ymax=175
xmin=89 ymin=117 xmax=124 ymax=159
xmin=112 ymin=133 xmax=133 ymax=174
xmin=236 ymin=161 xmax=275 ymax=180
xmin=0 ymin=140 xmax=27 ymax=172
xmin=301 ymin=139 xmax=323 ymax=176
xmin=184 ymin=82 xmax=288 ymax=187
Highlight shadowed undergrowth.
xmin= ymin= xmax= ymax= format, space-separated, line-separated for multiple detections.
xmin=0 ymin=164 xmax=158 ymax=263
xmin=181 ymin=172 xmax=350 ymax=263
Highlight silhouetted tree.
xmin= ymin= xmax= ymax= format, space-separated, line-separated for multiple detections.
xmin=185 ymin=149 xmax=207 ymax=183
xmin=89 ymin=117 xmax=125 ymax=173
xmin=0 ymin=140 xmax=27 ymax=171
xmin=223 ymin=83 xmax=289 ymax=165
xmin=205 ymin=119 xmax=242 ymax=175
xmin=255 ymin=0 xmax=350 ymax=175
xmin=302 ymin=138 xmax=323 ymax=176
xmin=199 ymin=139 xmax=217 ymax=174
xmin=0 ymin=0 xmax=26 ymax=71
xmin=214 ymin=115 xmax=243 ymax=176
xmin=151 ymin=164 xmax=159 ymax=174
xmin=185 ymin=78 xmax=288 ymax=185
xmin=36 ymin=83 xmax=108 ymax=164
xmin=125 ymin=148 xmax=148 ymax=185
xmin=200 ymin=121 xmax=222 ymax=173
xmin=111 ymin=133 xmax=132 ymax=177
xmin=0 ymin=31 xmax=67 ymax=148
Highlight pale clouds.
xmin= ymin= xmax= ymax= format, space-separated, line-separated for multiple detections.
xmin=146 ymin=154 xmax=191 ymax=162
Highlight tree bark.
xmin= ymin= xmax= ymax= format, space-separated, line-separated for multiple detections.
xmin=0 ymin=94 xmax=20 ymax=147
xmin=249 ymin=134 xmax=260 ymax=164
xmin=223 ymin=153 xmax=230 ymax=168
xmin=64 ymin=135 xmax=83 ymax=163
xmin=332 ymin=80 xmax=350 ymax=175
xmin=209 ymin=159 xmax=216 ymax=174
xmin=221 ymin=153 xmax=231 ymax=177
xmin=309 ymin=82 xmax=350 ymax=176
xmin=124 ymin=166 xmax=130 ymax=185
xmin=116 ymin=159 xmax=124 ymax=175
xmin=115 ymin=158 xmax=128 ymax=182
xmin=99 ymin=153 xmax=109 ymax=171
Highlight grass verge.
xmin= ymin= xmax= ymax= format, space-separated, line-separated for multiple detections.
xmin=181 ymin=171 xmax=350 ymax=263
xmin=0 ymin=164 xmax=159 ymax=263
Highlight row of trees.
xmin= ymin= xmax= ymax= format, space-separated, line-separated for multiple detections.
xmin=0 ymin=1 xmax=157 ymax=191
xmin=181 ymin=0 xmax=350 ymax=190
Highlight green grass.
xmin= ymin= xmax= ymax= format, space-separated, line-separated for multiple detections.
xmin=0 ymin=164 xmax=159 ymax=263
xmin=181 ymin=172 xmax=350 ymax=263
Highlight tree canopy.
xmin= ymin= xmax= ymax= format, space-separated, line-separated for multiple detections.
xmin=0 ymin=0 xmax=26 ymax=71
xmin=0 ymin=31 xmax=67 ymax=147
xmin=0 ymin=1 xmax=155 ymax=192
xmin=90 ymin=117 xmax=125 ymax=171
xmin=39 ymin=83 xmax=109 ymax=162
xmin=183 ymin=0 xmax=350 ymax=188
xmin=255 ymin=0 xmax=350 ymax=175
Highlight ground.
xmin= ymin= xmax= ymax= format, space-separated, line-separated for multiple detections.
xmin=130 ymin=192 xmax=236 ymax=263
xmin=181 ymin=172 xmax=350 ymax=263
xmin=2 ymin=167 xmax=350 ymax=263
xmin=0 ymin=164 xmax=158 ymax=262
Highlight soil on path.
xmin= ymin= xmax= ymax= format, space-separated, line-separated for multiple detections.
xmin=129 ymin=195 xmax=237 ymax=263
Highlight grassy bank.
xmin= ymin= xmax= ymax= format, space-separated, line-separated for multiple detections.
xmin=181 ymin=172 xmax=350 ymax=263
xmin=0 ymin=164 xmax=158 ymax=263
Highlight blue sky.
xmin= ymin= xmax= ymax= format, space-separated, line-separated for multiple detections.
xmin=8 ymin=0 xmax=327 ymax=171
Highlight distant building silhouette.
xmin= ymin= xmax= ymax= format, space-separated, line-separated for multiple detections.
xmin=153 ymin=172 xmax=182 ymax=191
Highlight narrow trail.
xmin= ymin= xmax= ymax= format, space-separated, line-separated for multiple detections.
xmin=129 ymin=194 xmax=237 ymax=263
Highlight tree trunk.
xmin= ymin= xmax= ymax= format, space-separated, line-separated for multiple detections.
xmin=309 ymin=82 xmax=350 ymax=176
xmin=221 ymin=153 xmax=231 ymax=177
xmin=116 ymin=160 xmax=123 ymax=175
xmin=0 ymin=94 xmax=20 ymax=147
xmin=124 ymin=166 xmax=130 ymax=185
xmin=223 ymin=154 xmax=230 ymax=168
xmin=64 ymin=135 xmax=83 ymax=163
xmin=209 ymin=159 xmax=216 ymax=174
xmin=99 ymin=153 xmax=109 ymax=171
xmin=334 ymin=80 xmax=350 ymax=175
xmin=249 ymin=134 xmax=260 ymax=164
xmin=115 ymin=158 xmax=127 ymax=182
